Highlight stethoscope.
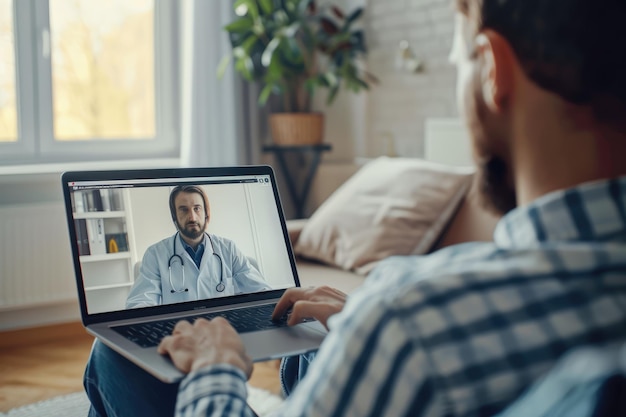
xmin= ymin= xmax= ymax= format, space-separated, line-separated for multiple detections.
xmin=168 ymin=232 xmax=225 ymax=293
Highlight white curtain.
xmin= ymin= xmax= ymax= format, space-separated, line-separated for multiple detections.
xmin=179 ymin=0 xmax=251 ymax=167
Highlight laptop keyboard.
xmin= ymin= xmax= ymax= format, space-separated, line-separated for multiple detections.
xmin=113 ymin=303 xmax=291 ymax=348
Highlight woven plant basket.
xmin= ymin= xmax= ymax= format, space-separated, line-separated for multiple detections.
xmin=269 ymin=113 xmax=324 ymax=145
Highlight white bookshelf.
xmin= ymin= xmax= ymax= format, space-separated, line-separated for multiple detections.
xmin=72 ymin=188 xmax=137 ymax=313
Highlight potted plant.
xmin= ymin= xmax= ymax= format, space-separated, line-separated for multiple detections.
xmin=219 ymin=0 xmax=377 ymax=145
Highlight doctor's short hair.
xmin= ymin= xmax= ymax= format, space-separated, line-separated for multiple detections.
xmin=168 ymin=185 xmax=211 ymax=225
xmin=455 ymin=0 xmax=626 ymax=125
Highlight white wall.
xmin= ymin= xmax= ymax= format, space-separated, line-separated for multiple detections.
xmin=363 ymin=0 xmax=458 ymax=157
xmin=304 ymin=0 xmax=462 ymax=214
xmin=313 ymin=0 xmax=459 ymax=162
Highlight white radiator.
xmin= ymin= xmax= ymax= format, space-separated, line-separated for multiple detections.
xmin=0 ymin=202 xmax=77 ymax=309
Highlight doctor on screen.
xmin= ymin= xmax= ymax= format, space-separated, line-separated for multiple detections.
xmin=126 ymin=185 xmax=270 ymax=308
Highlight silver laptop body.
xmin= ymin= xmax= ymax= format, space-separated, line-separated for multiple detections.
xmin=62 ymin=165 xmax=326 ymax=383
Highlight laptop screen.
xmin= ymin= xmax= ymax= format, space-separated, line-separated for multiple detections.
xmin=65 ymin=170 xmax=297 ymax=315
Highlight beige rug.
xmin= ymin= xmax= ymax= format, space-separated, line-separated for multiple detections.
xmin=1 ymin=385 xmax=283 ymax=417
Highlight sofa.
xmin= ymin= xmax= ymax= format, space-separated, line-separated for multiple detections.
xmin=285 ymin=156 xmax=502 ymax=294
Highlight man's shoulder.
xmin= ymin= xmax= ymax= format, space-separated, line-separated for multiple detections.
xmin=368 ymin=238 xmax=626 ymax=293
xmin=144 ymin=235 xmax=174 ymax=253
xmin=207 ymin=234 xmax=236 ymax=247
xmin=365 ymin=241 xmax=508 ymax=291
xmin=153 ymin=235 xmax=174 ymax=246
xmin=341 ymin=242 xmax=626 ymax=416
xmin=360 ymin=240 xmax=626 ymax=337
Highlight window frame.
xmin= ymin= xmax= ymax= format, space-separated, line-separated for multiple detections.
xmin=1 ymin=0 xmax=179 ymax=165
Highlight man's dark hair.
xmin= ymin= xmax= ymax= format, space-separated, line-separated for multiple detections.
xmin=456 ymin=0 xmax=626 ymax=124
xmin=169 ymin=185 xmax=210 ymax=224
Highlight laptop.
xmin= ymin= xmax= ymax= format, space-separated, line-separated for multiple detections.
xmin=61 ymin=165 xmax=327 ymax=382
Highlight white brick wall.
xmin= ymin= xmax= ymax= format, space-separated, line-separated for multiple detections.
xmin=284 ymin=0 xmax=461 ymax=215
xmin=363 ymin=0 xmax=458 ymax=157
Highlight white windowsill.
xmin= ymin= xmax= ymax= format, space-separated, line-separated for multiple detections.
xmin=0 ymin=158 xmax=182 ymax=180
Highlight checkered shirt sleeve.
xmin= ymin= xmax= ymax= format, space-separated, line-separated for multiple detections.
xmin=176 ymin=177 xmax=626 ymax=417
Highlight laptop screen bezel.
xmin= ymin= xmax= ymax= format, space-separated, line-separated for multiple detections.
xmin=61 ymin=165 xmax=300 ymax=326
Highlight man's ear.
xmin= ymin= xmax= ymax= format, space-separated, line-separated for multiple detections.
xmin=475 ymin=30 xmax=515 ymax=113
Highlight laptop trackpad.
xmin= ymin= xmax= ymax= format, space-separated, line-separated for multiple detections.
xmin=242 ymin=321 xmax=327 ymax=362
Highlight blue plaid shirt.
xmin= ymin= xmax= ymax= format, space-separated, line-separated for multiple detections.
xmin=175 ymin=177 xmax=626 ymax=417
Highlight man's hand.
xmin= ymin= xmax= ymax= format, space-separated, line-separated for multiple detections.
xmin=157 ymin=317 xmax=253 ymax=376
xmin=272 ymin=286 xmax=347 ymax=330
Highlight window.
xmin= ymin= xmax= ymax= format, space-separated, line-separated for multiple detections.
xmin=1 ymin=0 xmax=178 ymax=165
xmin=0 ymin=0 xmax=17 ymax=143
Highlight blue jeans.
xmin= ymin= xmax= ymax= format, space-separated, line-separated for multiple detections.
xmin=84 ymin=340 xmax=316 ymax=417
xmin=84 ymin=341 xmax=179 ymax=417
xmin=278 ymin=351 xmax=316 ymax=397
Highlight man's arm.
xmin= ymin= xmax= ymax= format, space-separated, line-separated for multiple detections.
xmin=159 ymin=284 xmax=440 ymax=417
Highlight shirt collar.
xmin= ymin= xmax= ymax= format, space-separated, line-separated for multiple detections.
xmin=494 ymin=176 xmax=626 ymax=248
xmin=178 ymin=233 xmax=207 ymax=254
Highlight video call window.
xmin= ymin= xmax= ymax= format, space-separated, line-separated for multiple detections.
xmin=69 ymin=176 xmax=295 ymax=314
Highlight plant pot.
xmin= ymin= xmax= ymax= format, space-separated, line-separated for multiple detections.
xmin=269 ymin=113 xmax=324 ymax=145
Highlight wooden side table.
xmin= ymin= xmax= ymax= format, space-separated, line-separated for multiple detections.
xmin=262 ymin=143 xmax=332 ymax=219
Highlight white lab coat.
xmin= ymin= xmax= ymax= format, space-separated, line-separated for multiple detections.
xmin=126 ymin=233 xmax=269 ymax=308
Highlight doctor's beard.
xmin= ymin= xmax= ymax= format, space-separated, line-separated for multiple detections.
xmin=177 ymin=219 xmax=206 ymax=240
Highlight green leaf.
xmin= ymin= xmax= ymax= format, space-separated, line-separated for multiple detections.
xmin=235 ymin=56 xmax=254 ymax=81
xmin=282 ymin=37 xmax=304 ymax=65
xmin=350 ymin=30 xmax=366 ymax=53
xmin=224 ymin=17 xmax=254 ymax=34
xmin=241 ymin=34 xmax=259 ymax=54
xmin=234 ymin=0 xmax=259 ymax=19
xmin=355 ymin=77 xmax=370 ymax=89
xmin=304 ymin=77 xmax=317 ymax=92
xmin=346 ymin=7 xmax=363 ymax=24
xmin=326 ymin=84 xmax=339 ymax=105
xmin=217 ymin=55 xmax=232 ymax=79
xmin=282 ymin=21 xmax=301 ymax=38
xmin=233 ymin=46 xmax=246 ymax=59
xmin=244 ymin=56 xmax=255 ymax=78
xmin=262 ymin=37 xmax=282 ymax=67
xmin=264 ymin=55 xmax=282 ymax=84
xmin=233 ymin=0 xmax=248 ymax=17
xmin=323 ymin=72 xmax=338 ymax=88
xmin=275 ymin=10 xmax=289 ymax=25
xmin=252 ymin=20 xmax=267 ymax=37
xmin=259 ymin=0 xmax=273 ymax=14
xmin=315 ymin=74 xmax=329 ymax=87
xmin=258 ymin=84 xmax=274 ymax=106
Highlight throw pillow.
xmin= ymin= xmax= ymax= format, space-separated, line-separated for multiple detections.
xmin=294 ymin=156 xmax=474 ymax=274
